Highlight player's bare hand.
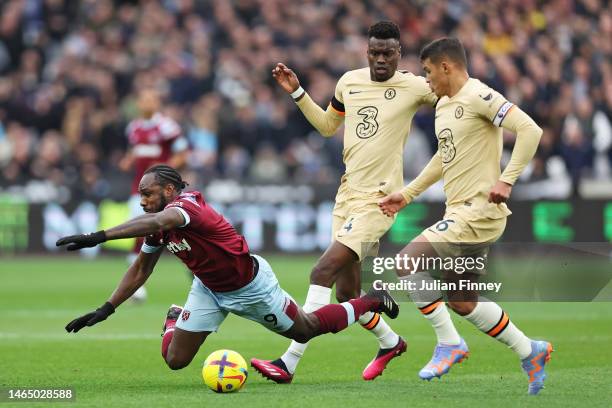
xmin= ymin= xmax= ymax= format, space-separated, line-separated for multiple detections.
xmin=488 ymin=180 xmax=512 ymax=204
xmin=378 ymin=192 xmax=408 ymax=217
xmin=272 ymin=63 xmax=300 ymax=94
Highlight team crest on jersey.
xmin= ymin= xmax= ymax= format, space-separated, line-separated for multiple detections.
xmin=455 ymin=106 xmax=464 ymax=119
xmin=384 ymin=88 xmax=396 ymax=100
xmin=181 ymin=310 xmax=191 ymax=321
xmin=437 ymin=128 xmax=456 ymax=163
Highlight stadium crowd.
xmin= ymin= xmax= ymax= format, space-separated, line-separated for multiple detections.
xmin=0 ymin=0 xmax=610 ymax=201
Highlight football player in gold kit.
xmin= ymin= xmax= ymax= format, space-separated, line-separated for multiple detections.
xmin=379 ymin=38 xmax=552 ymax=395
xmin=252 ymin=21 xmax=437 ymax=383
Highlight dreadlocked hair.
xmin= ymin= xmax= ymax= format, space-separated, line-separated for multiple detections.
xmin=144 ymin=164 xmax=189 ymax=191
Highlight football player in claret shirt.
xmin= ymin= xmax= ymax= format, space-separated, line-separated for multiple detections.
xmin=252 ymin=20 xmax=438 ymax=383
xmin=379 ymin=38 xmax=552 ymax=395
xmin=57 ymin=165 xmax=399 ymax=371
xmin=119 ymin=88 xmax=189 ymax=301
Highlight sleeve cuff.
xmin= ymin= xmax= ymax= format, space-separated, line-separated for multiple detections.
xmin=141 ymin=243 xmax=162 ymax=253
xmin=499 ymin=176 xmax=515 ymax=186
xmin=400 ymin=189 xmax=414 ymax=205
xmin=174 ymin=207 xmax=190 ymax=227
xmin=295 ymin=92 xmax=308 ymax=106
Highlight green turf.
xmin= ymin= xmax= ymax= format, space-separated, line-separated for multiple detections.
xmin=1 ymin=255 xmax=611 ymax=407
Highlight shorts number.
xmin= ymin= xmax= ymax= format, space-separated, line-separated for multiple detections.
xmin=264 ymin=313 xmax=278 ymax=326
xmin=356 ymin=106 xmax=379 ymax=139
xmin=435 ymin=219 xmax=455 ymax=232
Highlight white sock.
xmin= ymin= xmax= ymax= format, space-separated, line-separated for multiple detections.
xmin=402 ymin=273 xmax=461 ymax=345
xmin=280 ymin=284 xmax=331 ymax=373
xmin=358 ymin=289 xmax=400 ymax=348
xmin=423 ymin=302 xmax=461 ymax=345
xmin=358 ymin=312 xmax=399 ymax=348
xmin=463 ymin=299 xmax=532 ymax=359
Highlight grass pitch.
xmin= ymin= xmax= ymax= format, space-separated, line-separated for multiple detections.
xmin=1 ymin=255 xmax=611 ymax=407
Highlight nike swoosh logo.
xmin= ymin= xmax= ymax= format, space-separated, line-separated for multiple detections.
xmin=349 ymin=90 xmax=362 ymax=94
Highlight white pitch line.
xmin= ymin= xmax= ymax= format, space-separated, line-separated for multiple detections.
xmin=1 ymin=309 xmax=165 ymax=317
xmin=0 ymin=332 xmax=161 ymax=340
xmin=0 ymin=310 xmax=90 ymax=318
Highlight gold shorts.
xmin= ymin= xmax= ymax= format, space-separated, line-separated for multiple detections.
xmin=331 ymin=182 xmax=395 ymax=261
xmin=422 ymin=203 xmax=509 ymax=258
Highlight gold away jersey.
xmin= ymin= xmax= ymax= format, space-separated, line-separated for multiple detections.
xmin=434 ymin=78 xmax=514 ymax=215
xmin=331 ymin=68 xmax=437 ymax=194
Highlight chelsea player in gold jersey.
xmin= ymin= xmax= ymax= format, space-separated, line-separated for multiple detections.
xmin=252 ymin=21 xmax=437 ymax=383
xmin=379 ymin=38 xmax=552 ymax=395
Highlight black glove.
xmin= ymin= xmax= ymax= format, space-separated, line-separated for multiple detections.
xmin=56 ymin=230 xmax=107 ymax=251
xmin=65 ymin=302 xmax=115 ymax=333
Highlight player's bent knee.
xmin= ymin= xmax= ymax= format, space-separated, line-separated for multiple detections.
xmin=396 ymin=236 xmax=437 ymax=276
xmin=164 ymin=348 xmax=194 ymax=370
xmin=396 ymin=248 xmax=415 ymax=276
xmin=165 ymin=355 xmax=190 ymax=370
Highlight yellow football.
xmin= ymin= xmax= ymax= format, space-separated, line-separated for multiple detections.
xmin=202 ymin=349 xmax=248 ymax=393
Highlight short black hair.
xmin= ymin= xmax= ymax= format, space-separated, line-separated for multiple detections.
xmin=367 ymin=21 xmax=400 ymax=41
xmin=420 ymin=38 xmax=467 ymax=67
xmin=144 ymin=164 xmax=188 ymax=191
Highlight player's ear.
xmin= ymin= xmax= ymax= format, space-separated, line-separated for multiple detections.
xmin=441 ymin=61 xmax=450 ymax=74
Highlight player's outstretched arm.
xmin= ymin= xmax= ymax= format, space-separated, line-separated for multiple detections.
xmin=108 ymin=250 xmax=162 ymax=309
xmin=489 ymin=107 xmax=542 ymax=203
xmin=379 ymin=154 xmax=443 ymax=216
xmin=65 ymin=250 xmax=162 ymax=333
xmin=104 ymin=207 xmax=185 ymax=239
xmin=56 ymin=208 xmax=185 ymax=251
xmin=272 ymin=62 xmax=343 ymax=137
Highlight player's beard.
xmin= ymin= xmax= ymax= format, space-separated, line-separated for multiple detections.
xmin=156 ymin=194 xmax=169 ymax=212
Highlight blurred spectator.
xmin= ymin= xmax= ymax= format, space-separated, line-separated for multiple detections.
xmin=249 ymin=144 xmax=287 ymax=182
xmin=1 ymin=122 xmax=34 ymax=185
xmin=0 ymin=0 xmax=609 ymax=202
xmin=186 ymin=93 xmax=220 ymax=184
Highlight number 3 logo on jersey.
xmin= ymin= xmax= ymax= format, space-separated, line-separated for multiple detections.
xmin=356 ymin=106 xmax=379 ymax=139
xmin=437 ymin=128 xmax=456 ymax=163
